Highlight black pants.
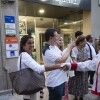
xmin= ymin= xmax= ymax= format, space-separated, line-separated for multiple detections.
xmin=88 ymin=71 xmax=95 ymax=84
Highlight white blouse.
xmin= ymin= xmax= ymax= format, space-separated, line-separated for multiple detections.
xmin=17 ymin=52 xmax=45 ymax=73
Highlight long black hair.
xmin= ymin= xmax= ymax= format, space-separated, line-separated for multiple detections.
xmin=20 ymin=35 xmax=33 ymax=54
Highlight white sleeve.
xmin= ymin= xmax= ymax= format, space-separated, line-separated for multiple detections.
xmin=45 ymin=50 xmax=61 ymax=62
xmin=63 ymin=56 xmax=97 ymax=71
xmin=77 ymin=57 xmax=97 ymax=71
xmin=22 ymin=52 xmax=45 ymax=73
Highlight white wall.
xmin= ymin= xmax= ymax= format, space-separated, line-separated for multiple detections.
xmin=91 ymin=0 xmax=100 ymax=38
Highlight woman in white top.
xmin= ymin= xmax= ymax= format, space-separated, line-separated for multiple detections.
xmin=18 ymin=35 xmax=62 ymax=100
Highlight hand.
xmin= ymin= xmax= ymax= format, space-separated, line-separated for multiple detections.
xmin=60 ymin=66 xmax=69 ymax=71
xmin=67 ymin=41 xmax=76 ymax=50
xmin=60 ymin=63 xmax=70 ymax=71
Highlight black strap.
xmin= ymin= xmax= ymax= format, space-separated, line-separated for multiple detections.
xmin=86 ymin=43 xmax=92 ymax=60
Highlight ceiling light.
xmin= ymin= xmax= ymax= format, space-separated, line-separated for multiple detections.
xmin=40 ymin=0 xmax=47 ymax=2
xmin=39 ymin=9 xmax=45 ymax=14
xmin=72 ymin=22 xmax=77 ymax=24
xmin=64 ymin=22 xmax=68 ymax=25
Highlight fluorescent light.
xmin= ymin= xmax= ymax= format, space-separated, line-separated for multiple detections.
xmin=39 ymin=9 xmax=45 ymax=14
xmin=72 ymin=22 xmax=77 ymax=24
xmin=40 ymin=0 xmax=47 ymax=1
xmin=64 ymin=22 xmax=68 ymax=25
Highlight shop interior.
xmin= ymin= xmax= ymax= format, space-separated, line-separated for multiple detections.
xmin=18 ymin=1 xmax=83 ymax=63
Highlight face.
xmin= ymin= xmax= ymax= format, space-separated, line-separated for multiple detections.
xmin=79 ymin=39 xmax=86 ymax=48
xmin=51 ymin=31 xmax=59 ymax=44
xmin=57 ymin=36 xmax=64 ymax=47
xmin=89 ymin=37 xmax=93 ymax=43
xmin=23 ymin=38 xmax=34 ymax=54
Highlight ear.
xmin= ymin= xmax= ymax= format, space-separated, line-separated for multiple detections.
xmin=23 ymin=46 xmax=25 ymax=50
xmin=50 ymin=36 xmax=52 ymax=40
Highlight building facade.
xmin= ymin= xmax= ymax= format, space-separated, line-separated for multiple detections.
xmin=0 ymin=0 xmax=100 ymax=91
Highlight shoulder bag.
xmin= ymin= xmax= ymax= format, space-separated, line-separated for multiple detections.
xmin=9 ymin=54 xmax=45 ymax=95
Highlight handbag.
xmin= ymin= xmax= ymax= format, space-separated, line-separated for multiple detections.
xmin=9 ymin=54 xmax=45 ymax=95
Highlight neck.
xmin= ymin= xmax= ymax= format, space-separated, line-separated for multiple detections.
xmin=77 ymin=46 xmax=83 ymax=50
xmin=47 ymin=41 xmax=55 ymax=46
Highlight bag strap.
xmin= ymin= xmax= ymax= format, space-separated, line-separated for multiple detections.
xmin=86 ymin=43 xmax=92 ymax=60
xmin=11 ymin=54 xmax=22 ymax=95
xmin=20 ymin=54 xmax=22 ymax=70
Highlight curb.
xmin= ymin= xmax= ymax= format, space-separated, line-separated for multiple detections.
xmin=0 ymin=89 xmax=13 ymax=96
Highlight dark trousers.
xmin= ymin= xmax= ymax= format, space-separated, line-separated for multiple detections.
xmin=47 ymin=82 xmax=65 ymax=100
xmin=88 ymin=71 xmax=95 ymax=84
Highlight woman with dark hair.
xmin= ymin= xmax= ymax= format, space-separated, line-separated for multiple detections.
xmin=17 ymin=35 xmax=62 ymax=100
xmin=68 ymin=36 xmax=88 ymax=100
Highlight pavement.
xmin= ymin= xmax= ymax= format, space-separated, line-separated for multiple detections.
xmin=0 ymin=93 xmax=23 ymax=100
xmin=0 ymin=87 xmax=92 ymax=100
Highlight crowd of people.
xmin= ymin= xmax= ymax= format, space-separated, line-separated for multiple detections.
xmin=17 ymin=28 xmax=100 ymax=100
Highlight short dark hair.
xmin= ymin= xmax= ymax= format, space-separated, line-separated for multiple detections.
xmin=86 ymin=35 xmax=92 ymax=42
xmin=45 ymin=28 xmax=57 ymax=41
xmin=20 ymin=35 xmax=33 ymax=54
xmin=75 ymin=31 xmax=83 ymax=38
xmin=76 ymin=36 xmax=86 ymax=46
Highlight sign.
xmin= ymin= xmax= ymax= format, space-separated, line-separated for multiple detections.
xmin=6 ymin=50 xmax=19 ymax=58
xmin=5 ymin=16 xmax=15 ymax=23
xmin=6 ymin=29 xmax=16 ymax=35
xmin=5 ymin=16 xmax=15 ymax=29
xmin=6 ymin=37 xmax=18 ymax=50
xmin=5 ymin=23 xmax=15 ymax=29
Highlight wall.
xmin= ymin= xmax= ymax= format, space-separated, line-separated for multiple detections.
xmin=83 ymin=11 xmax=91 ymax=36
xmin=0 ymin=0 xmax=19 ymax=90
xmin=91 ymin=0 xmax=100 ymax=38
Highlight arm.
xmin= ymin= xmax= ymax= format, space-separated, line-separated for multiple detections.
xmin=62 ymin=56 xmax=97 ymax=71
xmin=22 ymin=52 xmax=61 ymax=73
xmin=71 ymin=60 xmax=96 ymax=71
xmin=45 ymin=64 xmax=61 ymax=71
xmin=56 ymin=42 xmax=75 ymax=63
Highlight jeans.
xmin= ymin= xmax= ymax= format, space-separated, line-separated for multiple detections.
xmin=47 ymin=82 xmax=65 ymax=100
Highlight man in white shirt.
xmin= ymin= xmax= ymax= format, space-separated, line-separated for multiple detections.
xmin=42 ymin=28 xmax=74 ymax=100
xmin=86 ymin=35 xmax=96 ymax=85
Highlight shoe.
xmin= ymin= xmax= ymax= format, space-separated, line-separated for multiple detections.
xmin=79 ymin=97 xmax=83 ymax=100
xmin=88 ymin=84 xmax=92 ymax=88
xmin=73 ymin=96 xmax=78 ymax=100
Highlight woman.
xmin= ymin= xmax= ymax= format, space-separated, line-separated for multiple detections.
xmin=68 ymin=36 xmax=88 ymax=100
xmin=56 ymin=36 xmax=75 ymax=100
xmin=17 ymin=35 xmax=62 ymax=100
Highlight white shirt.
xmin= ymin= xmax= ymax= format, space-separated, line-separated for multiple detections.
xmin=17 ymin=52 xmax=45 ymax=73
xmin=42 ymin=45 xmax=67 ymax=87
xmin=85 ymin=42 xmax=96 ymax=59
